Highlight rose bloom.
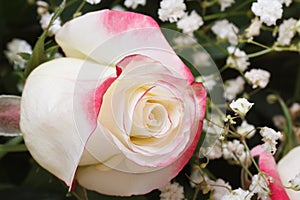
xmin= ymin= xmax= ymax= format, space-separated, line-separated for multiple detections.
xmin=251 ymin=145 xmax=300 ymax=200
xmin=20 ymin=10 xmax=206 ymax=196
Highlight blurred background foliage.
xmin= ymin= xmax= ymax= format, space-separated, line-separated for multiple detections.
xmin=0 ymin=0 xmax=299 ymax=199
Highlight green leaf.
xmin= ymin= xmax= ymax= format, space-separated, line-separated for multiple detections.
xmin=17 ymin=52 xmax=31 ymax=61
xmin=24 ymin=0 xmax=66 ymax=78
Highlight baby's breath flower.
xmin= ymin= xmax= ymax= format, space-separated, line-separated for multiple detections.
xmin=205 ymin=140 xmax=223 ymax=160
xmin=219 ymin=0 xmax=235 ymax=11
xmin=277 ymin=18 xmax=297 ymax=46
xmin=260 ymin=127 xmax=282 ymax=154
xmin=124 ymin=0 xmax=146 ymax=9
xmin=237 ymin=120 xmax=256 ymax=138
xmin=211 ymin=19 xmax=239 ymax=45
xmin=222 ymin=140 xmax=249 ymax=163
xmin=159 ymin=182 xmax=184 ymax=200
xmin=249 ymin=173 xmax=270 ymax=200
xmin=192 ymin=51 xmax=211 ymax=68
xmin=224 ymin=76 xmax=245 ymax=101
xmin=36 ymin=1 xmax=49 ymax=15
xmin=111 ymin=5 xmax=125 ymax=11
xmin=279 ymin=0 xmax=292 ymax=6
xmin=246 ymin=17 xmax=262 ymax=38
xmin=210 ymin=178 xmax=231 ymax=200
xmin=40 ymin=12 xmax=62 ymax=36
xmin=4 ymin=38 xmax=32 ymax=69
xmin=222 ymin=188 xmax=253 ymax=200
xmin=245 ymin=68 xmax=270 ymax=89
xmin=289 ymin=173 xmax=300 ymax=191
xmin=176 ymin=11 xmax=203 ymax=34
xmin=272 ymin=115 xmax=286 ymax=130
xmin=230 ymin=98 xmax=254 ymax=117
xmin=85 ymin=0 xmax=101 ymax=5
xmin=289 ymin=102 xmax=300 ymax=118
xmin=158 ymin=0 xmax=186 ymax=23
xmin=226 ymin=46 xmax=250 ymax=72
xmin=173 ymin=35 xmax=197 ymax=47
xmin=251 ymin=0 xmax=282 ymax=26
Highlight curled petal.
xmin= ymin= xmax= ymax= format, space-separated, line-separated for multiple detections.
xmin=251 ymin=145 xmax=289 ymax=200
xmin=21 ymin=58 xmax=115 ymax=186
xmin=277 ymin=146 xmax=300 ymax=200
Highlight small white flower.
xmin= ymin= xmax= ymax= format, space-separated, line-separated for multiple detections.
xmin=245 ymin=68 xmax=270 ymax=89
xmin=277 ymin=18 xmax=297 ymax=46
xmin=36 ymin=1 xmax=49 ymax=15
xmin=289 ymin=173 xmax=300 ymax=191
xmin=159 ymin=182 xmax=184 ymax=200
xmin=223 ymin=140 xmax=249 ymax=163
xmin=124 ymin=0 xmax=146 ymax=9
xmin=40 ymin=12 xmax=62 ymax=36
xmin=211 ymin=19 xmax=239 ymax=45
xmin=176 ymin=11 xmax=203 ymax=34
xmin=210 ymin=179 xmax=231 ymax=200
xmin=246 ymin=17 xmax=262 ymax=38
xmin=112 ymin=5 xmax=126 ymax=11
xmin=195 ymin=74 xmax=217 ymax=91
xmin=260 ymin=127 xmax=282 ymax=154
xmin=189 ymin=167 xmax=209 ymax=187
xmin=219 ymin=0 xmax=235 ymax=11
xmin=273 ymin=115 xmax=286 ymax=129
xmin=158 ymin=0 xmax=186 ymax=23
xmin=279 ymin=0 xmax=292 ymax=6
xmin=237 ymin=120 xmax=256 ymax=138
xmin=205 ymin=140 xmax=223 ymax=160
xmin=85 ymin=0 xmax=101 ymax=5
xmin=173 ymin=35 xmax=197 ymax=47
xmin=230 ymin=98 xmax=254 ymax=117
xmin=192 ymin=51 xmax=211 ymax=68
xmin=249 ymin=174 xmax=270 ymax=200
xmin=4 ymin=38 xmax=32 ymax=69
xmin=289 ymin=102 xmax=300 ymax=118
xmin=224 ymin=76 xmax=245 ymax=100
xmin=222 ymin=188 xmax=253 ymax=200
xmin=251 ymin=0 xmax=283 ymax=26
xmin=226 ymin=46 xmax=250 ymax=72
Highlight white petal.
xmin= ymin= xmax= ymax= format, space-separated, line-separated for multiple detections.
xmin=278 ymin=146 xmax=300 ymax=200
xmin=20 ymin=58 xmax=115 ymax=186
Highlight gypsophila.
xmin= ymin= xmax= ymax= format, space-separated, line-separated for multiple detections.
xmin=205 ymin=140 xmax=223 ymax=160
xmin=224 ymin=76 xmax=245 ymax=101
xmin=226 ymin=46 xmax=250 ymax=72
xmin=289 ymin=102 xmax=300 ymax=118
xmin=246 ymin=17 xmax=262 ymax=38
xmin=4 ymin=38 xmax=32 ymax=69
xmin=219 ymin=0 xmax=235 ymax=11
xmin=273 ymin=115 xmax=286 ymax=130
xmin=289 ymin=173 xmax=300 ymax=191
xmin=260 ymin=127 xmax=282 ymax=154
xmin=222 ymin=140 xmax=248 ymax=163
xmin=112 ymin=5 xmax=125 ymax=11
xmin=211 ymin=19 xmax=239 ymax=45
xmin=245 ymin=68 xmax=271 ymax=89
xmin=36 ymin=1 xmax=49 ymax=15
xmin=249 ymin=173 xmax=270 ymax=200
xmin=39 ymin=12 xmax=62 ymax=36
xmin=277 ymin=18 xmax=297 ymax=46
xmin=158 ymin=0 xmax=186 ymax=23
xmin=124 ymin=0 xmax=146 ymax=9
xmin=210 ymin=179 xmax=231 ymax=200
xmin=237 ymin=120 xmax=256 ymax=138
xmin=176 ymin=11 xmax=203 ymax=34
xmin=159 ymin=182 xmax=184 ymax=200
xmin=222 ymin=188 xmax=253 ymax=200
xmin=192 ymin=51 xmax=211 ymax=68
xmin=230 ymin=98 xmax=254 ymax=117
xmin=195 ymin=74 xmax=217 ymax=91
xmin=85 ymin=0 xmax=101 ymax=4
xmin=279 ymin=0 xmax=292 ymax=6
xmin=251 ymin=0 xmax=283 ymax=26
xmin=173 ymin=35 xmax=197 ymax=48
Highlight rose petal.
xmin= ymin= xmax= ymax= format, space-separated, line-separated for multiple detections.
xmin=251 ymin=145 xmax=289 ymax=200
xmin=21 ymin=58 xmax=115 ymax=186
xmin=0 ymin=95 xmax=22 ymax=136
xmin=55 ymin=10 xmax=193 ymax=82
xmin=277 ymin=146 xmax=300 ymax=200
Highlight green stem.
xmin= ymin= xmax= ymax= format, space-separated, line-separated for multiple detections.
xmin=247 ymin=48 xmax=273 ymax=58
xmin=73 ymin=0 xmax=86 ymax=18
xmin=203 ymin=11 xmax=245 ymax=21
xmin=0 ymin=136 xmax=26 ymax=159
